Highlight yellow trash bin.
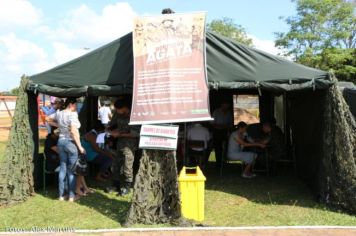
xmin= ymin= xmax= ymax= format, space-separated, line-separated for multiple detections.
xmin=178 ymin=166 xmax=206 ymax=221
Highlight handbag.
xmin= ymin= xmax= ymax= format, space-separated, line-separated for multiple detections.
xmin=72 ymin=153 xmax=89 ymax=176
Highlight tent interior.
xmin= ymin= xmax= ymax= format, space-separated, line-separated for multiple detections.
xmin=26 ymin=31 xmax=333 ymax=198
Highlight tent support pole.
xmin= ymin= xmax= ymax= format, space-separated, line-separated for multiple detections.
xmin=183 ymin=122 xmax=187 ymax=166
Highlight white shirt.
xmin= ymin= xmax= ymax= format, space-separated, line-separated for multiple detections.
xmin=187 ymin=124 xmax=211 ymax=151
xmin=49 ymin=110 xmax=80 ymax=140
xmin=98 ymin=106 xmax=112 ymax=124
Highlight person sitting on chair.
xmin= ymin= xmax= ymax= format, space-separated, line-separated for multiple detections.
xmin=82 ymin=122 xmax=114 ymax=181
xmin=261 ymin=120 xmax=286 ymax=161
xmin=187 ymin=122 xmax=212 ymax=168
xmin=227 ymin=121 xmax=266 ymax=178
xmin=44 ymin=127 xmax=60 ymax=172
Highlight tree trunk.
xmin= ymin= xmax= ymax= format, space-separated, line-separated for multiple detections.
xmin=126 ymin=149 xmax=182 ymax=225
xmin=0 ymin=76 xmax=35 ymax=206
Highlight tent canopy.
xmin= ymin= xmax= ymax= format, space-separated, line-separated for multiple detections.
xmin=28 ymin=31 xmax=331 ymax=96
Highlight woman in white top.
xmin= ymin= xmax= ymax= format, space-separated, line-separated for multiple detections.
xmin=227 ymin=121 xmax=266 ymax=178
xmin=47 ymin=98 xmax=85 ymax=201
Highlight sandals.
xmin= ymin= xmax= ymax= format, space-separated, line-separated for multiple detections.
xmin=76 ymin=190 xmax=87 ymax=197
xmin=85 ymin=188 xmax=95 ymax=194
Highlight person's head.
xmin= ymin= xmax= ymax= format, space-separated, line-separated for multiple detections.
xmin=54 ymin=98 xmax=63 ymax=109
xmin=161 ymin=8 xmax=175 ymax=14
xmin=114 ymin=98 xmax=131 ymax=115
xmin=93 ymin=122 xmax=105 ymax=133
xmin=236 ymin=121 xmax=248 ymax=133
xmin=63 ymin=97 xmax=77 ymax=112
xmin=262 ymin=122 xmax=272 ymax=134
xmin=104 ymin=101 xmax=111 ymax=107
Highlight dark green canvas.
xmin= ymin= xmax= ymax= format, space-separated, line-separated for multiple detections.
xmin=27 ymin=32 xmax=331 ymax=96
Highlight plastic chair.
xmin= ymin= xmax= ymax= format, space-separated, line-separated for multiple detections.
xmin=272 ymin=144 xmax=297 ymax=176
xmin=220 ymin=141 xmax=244 ymax=178
xmin=252 ymin=149 xmax=270 ymax=176
xmin=271 ymin=127 xmax=297 ymax=176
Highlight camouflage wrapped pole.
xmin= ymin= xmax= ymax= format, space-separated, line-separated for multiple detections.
xmin=321 ymin=73 xmax=356 ymax=213
xmin=0 ymin=76 xmax=35 ymax=206
xmin=126 ymin=149 xmax=182 ymax=225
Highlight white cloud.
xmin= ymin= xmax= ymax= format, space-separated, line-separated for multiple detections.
xmin=0 ymin=2 xmax=137 ymax=90
xmin=0 ymin=33 xmax=50 ymax=90
xmin=249 ymin=34 xmax=290 ymax=59
xmin=52 ymin=42 xmax=89 ymax=65
xmin=47 ymin=2 xmax=137 ymax=46
xmin=0 ymin=0 xmax=42 ymax=30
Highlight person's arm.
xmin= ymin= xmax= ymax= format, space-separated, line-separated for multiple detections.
xmin=236 ymin=133 xmax=265 ymax=148
xmin=70 ymin=125 xmax=85 ymax=154
xmin=110 ymin=125 xmax=139 ymax=139
xmin=42 ymin=106 xmax=50 ymax=115
xmin=108 ymin=109 xmax=112 ymax=120
xmin=85 ymin=133 xmax=114 ymax=158
xmin=45 ymin=113 xmax=59 ymax=127
xmin=110 ymin=131 xmax=137 ymax=139
xmin=51 ymin=146 xmax=59 ymax=154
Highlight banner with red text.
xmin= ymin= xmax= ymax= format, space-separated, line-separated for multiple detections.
xmin=130 ymin=12 xmax=211 ymax=125
xmin=139 ymin=125 xmax=179 ymax=150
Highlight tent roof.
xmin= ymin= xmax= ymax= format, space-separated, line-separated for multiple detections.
xmin=28 ymin=31 xmax=331 ymax=97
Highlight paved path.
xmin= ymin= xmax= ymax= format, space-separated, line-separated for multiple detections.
xmin=1 ymin=227 xmax=356 ymax=236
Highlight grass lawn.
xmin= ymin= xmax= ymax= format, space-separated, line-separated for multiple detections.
xmin=0 ymin=143 xmax=355 ymax=230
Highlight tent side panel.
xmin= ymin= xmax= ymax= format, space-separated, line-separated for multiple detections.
xmin=28 ymin=92 xmax=40 ymax=190
xmin=288 ymin=90 xmax=326 ymax=193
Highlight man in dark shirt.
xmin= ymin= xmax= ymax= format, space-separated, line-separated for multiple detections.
xmin=44 ymin=128 xmax=60 ymax=171
xmin=261 ymin=121 xmax=286 ymax=161
xmin=107 ymin=97 xmax=139 ymax=196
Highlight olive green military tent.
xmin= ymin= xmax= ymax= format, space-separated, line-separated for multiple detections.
xmin=23 ymin=31 xmax=355 ymax=213
xmin=27 ymin=31 xmax=331 ymax=96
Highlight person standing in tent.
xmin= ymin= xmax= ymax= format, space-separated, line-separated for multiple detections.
xmin=46 ymin=98 xmax=85 ymax=202
xmin=212 ymin=101 xmax=233 ymax=169
xmin=42 ymin=98 xmax=63 ymax=134
xmin=107 ymin=97 xmax=139 ymax=195
xmin=98 ymin=100 xmax=112 ymax=127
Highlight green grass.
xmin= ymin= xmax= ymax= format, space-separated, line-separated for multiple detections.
xmin=0 ymin=144 xmax=355 ymax=230
xmin=204 ymin=171 xmax=356 ymax=226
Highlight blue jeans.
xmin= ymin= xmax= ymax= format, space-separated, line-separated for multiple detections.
xmin=57 ymin=139 xmax=78 ymax=198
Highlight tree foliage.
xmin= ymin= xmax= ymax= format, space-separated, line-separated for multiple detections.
xmin=9 ymin=87 xmax=20 ymax=96
xmin=275 ymin=0 xmax=356 ymax=82
xmin=207 ymin=17 xmax=253 ymax=46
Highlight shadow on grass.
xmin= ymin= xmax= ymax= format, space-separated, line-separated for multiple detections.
xmin=38 ymin=181 xmax=131 ymax=225
xmin=202 ymin=160 xmax=325 ymax=210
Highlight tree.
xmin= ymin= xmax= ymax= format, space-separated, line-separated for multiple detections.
xmin=9 ymin=87 xmax=19 ymax=96
xmin=207 ymin=17 xmax=253 ymax=46
xmin=275 ymin=0 xmax=356 ymax=82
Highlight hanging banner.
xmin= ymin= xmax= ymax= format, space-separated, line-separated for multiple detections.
xmin=130 ymin=12 xmax=212 ymax=125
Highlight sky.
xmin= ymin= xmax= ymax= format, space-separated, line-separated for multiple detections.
xmin=0 ymin=0 xmax=297 ymax=91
